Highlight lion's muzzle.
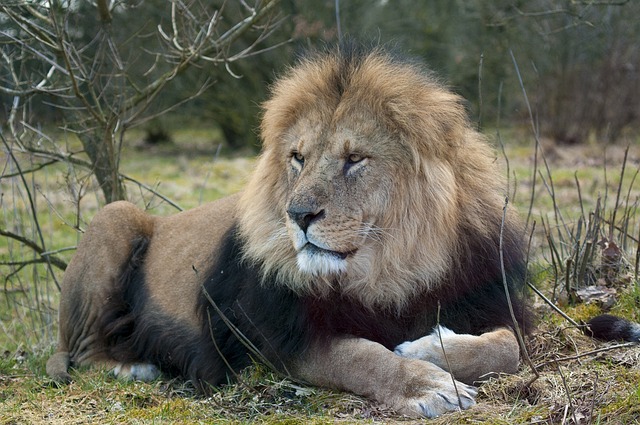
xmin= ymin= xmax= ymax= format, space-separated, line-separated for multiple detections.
xmin=286 ymin=203 xmax=358 ymax=276
xmin=287 ymin=205 xmax=325 ymax=233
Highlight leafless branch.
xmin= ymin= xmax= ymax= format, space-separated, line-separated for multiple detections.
xmin=0 ymin=0 xmax=284 ymax=350
xmin=499 ymin=197 xmax=539 ymax=384
xmin=1 ymin=132 xmax=64 ymax=286
xmin=0 ymin=229 xmax=68 ymax=272
xmin=120 ymin=174 xmax=184 ymax=212
xmin=534 ymin=342 xmax=637 ymax=370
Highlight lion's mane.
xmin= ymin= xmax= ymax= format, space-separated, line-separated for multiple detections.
xmin=237 ymin=44 xmax=524 ymax=311
xmin=87 ymin=43 xmax=529 ymax=391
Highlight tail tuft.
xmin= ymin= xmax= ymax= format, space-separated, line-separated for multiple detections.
xmin=585 ymin=314 xmax=640 ymax=343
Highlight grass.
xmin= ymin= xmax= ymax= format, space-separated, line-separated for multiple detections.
xmin=1 ymin=129 xmax=640 ymax=424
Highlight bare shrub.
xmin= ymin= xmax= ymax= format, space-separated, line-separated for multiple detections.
xmin=0 ymin=0 xmax=282 ymax=348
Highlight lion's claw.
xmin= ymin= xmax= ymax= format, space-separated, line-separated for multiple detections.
xmin=393 ymin=371 xmax=477 ymax=418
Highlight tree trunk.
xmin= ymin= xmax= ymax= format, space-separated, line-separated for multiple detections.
xmin=80 ymin=124 xmax=126 ymax=203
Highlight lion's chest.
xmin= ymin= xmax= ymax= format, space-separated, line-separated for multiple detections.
xmin=302 ymin=296 xmax=434 ymax=349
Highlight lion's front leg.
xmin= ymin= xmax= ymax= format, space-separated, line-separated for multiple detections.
xmin=292 ymin=336 xmax=477 ymax=418
xmin=394 ymin=326 xmax=520 ymax=384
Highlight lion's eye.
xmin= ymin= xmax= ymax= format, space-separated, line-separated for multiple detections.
xmin=291 ymin=151 xmax=305 ymax=168
xmin=344 ymin=153 xmax=367 ymax=176
xmin=347 ymin=153 xmax=365 ymax=165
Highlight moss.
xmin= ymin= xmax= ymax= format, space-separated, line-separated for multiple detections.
xmin=3 ymin=140 xmax=640 ymax=424
xmin=598 ymin=381 xmax=640 ymax=420
xmin=564 ymin=302 xmax=603 ymax=323
xmin=610 ymin=283 xmax=640 ymax=321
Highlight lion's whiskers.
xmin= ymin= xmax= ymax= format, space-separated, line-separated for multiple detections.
xmin=359 ymin=223 xmax=398 ymax=245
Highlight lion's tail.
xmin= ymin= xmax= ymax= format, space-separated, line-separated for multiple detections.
xmin=585 ymin=314 xmax=640 ymax=343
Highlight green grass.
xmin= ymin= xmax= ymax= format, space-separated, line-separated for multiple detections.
xmin=1 ymin=130 xmax=640 ymax=424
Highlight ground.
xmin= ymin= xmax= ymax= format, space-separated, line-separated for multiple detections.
xmin=1 ymin=130 xmax=639 ymax=424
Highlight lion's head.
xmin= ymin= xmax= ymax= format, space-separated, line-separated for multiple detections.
xmin=237 ymin=44 xmax=515 ymax=310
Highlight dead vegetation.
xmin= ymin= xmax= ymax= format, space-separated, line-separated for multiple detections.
xmin=1 ymin=137 xmax=640 ymax=424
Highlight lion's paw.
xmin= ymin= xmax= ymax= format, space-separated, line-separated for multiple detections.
xmin=394 ymin=377 xmax=477 ymax=418
xmin=112 ymin=363 xmax=160 ymax=382
xmin=394 ymin=325 xmax=454 ymax=360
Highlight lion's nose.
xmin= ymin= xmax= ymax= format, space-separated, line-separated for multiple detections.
xmin=287 ymin=206 xmax=325 ymax=233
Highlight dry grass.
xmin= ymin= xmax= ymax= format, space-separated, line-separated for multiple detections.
xmin=1 ymin=134 xmax=640 ymax=424
xmin=3 ymin=332 xmax=640 ymax=424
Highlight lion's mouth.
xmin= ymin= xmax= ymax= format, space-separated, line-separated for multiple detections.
xmin=303 ymin=243 xmax=357 ymax=260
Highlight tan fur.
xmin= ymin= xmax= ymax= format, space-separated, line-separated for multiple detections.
xmin=47 ymin=196 xmax=238 ymax=381
xmin=237 ymin=47 xmax=523 ymax=415
xmin=294 ymin=337 xmax=477 ymax=418
xmin=48 ymin=46 xmax=523 ymax=418
xmin=238 ymin=47 xmax=520 ymax=309
xmin=395 ymin=327 xmax=520 ymax=384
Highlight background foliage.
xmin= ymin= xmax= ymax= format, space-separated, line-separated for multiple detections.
xmin=1 ymin=1 xmax=640 ymax=423
xmin=3 ymin=1 xmax=639 ymax=151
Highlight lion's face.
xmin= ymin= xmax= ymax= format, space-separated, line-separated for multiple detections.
xmin=237 ymin=47 xmax=507 ymax=308
xmin=282 ymin=112 xmax=402 ymax=277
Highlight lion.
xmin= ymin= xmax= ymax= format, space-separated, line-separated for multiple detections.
xmin=47 ymin=43 xmax=532 ymax=418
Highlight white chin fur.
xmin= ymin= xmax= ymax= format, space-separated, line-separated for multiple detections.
xmin=297 ymin=249 xmax=347 ymax=276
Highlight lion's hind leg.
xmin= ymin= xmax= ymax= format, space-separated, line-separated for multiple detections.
xmin=394 ymin=326 xmax=519 ymax=384
xmin=47 ymin=201 xmax=155 ymax=382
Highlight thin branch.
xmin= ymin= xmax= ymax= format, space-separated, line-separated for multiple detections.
xmin=510 ymin=50 xmax=539 ymax=231
xmin=201 ymin=286 xmax=282 ymax=376
xmin=0 ymin=160 xmax=59 ymax=179
xmin=128 ymin=0 xmax=279 ymax=111
xmin=435 ymin=302 xmax=464 ymax=410
xmin=499 ymin=197 xmax=539 ymax=384
xmin=0 ymin=5 xmax=58 ymax=49
xmin=526 ymin=281 xmax=581 ymax=329
xmin=513 ymin=7 xmax=573 ymax=18
xmin=609 ymin=145 xmax=629 ymax=240
xmin=47 ymin=2 xmax=104 ymax=124
xmin=123 ymin=76 xmax=215 ymax=129
xmin=1 ymin=132 xmax=65 ymax=284
xmin=0 ymin=30 xmax=69 ymax=77
xmin=534 ymin=342 xmax=636 ymax=370
xmin=8 ymin=145 xmax=92 ymax=171
xmin=335 ymin=0 xmax=342 ymax=40
xmin=0 ymin=229 xmax=68 ymax=271
xmin=120 ymin=174 xmax=183 ymax=212
xmin=96 ymin=0 xmax=112 ymax=24
xmin=556 ymin=364 xmax=579 ymax=425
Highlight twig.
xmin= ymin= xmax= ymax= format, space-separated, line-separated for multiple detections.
xmin=1 ymin=133 xmax=65 ymax=285
xmin=555 ymin=363 xmax=578 ymax=425
xmin=588 ymin=373 xmax=599 ymax=424
xmin=477 ymin=53 xmax=483 ymax=132
xmin=636 ymin=225 xmax=640 ymax=283
xmin=527 ymin=281 xmax=581 ymax=329
xmin=205 ymin=308 xmax=255 ymax=394
xmin=499 ymin=197 xmax=539 ymax=385
xmin=335 ymin=0 xmax=342 ymax=40
xmin=609 ymin=145 xmax=629 ymax=240
xmin=0 ymin=160 xmax=59 ymax=178
xmin=510 ymin=50 xmax=538 ymax=231
xmin=201 ymin=286 xmax=280 ymax=375
xmin=534 ymin=342 xmax=636 ymax=370
xmin=495 ymin=81 xmax=512 ymax=199
xmin=120 ymin=174 xmax=183 ymax=212
xmin=0 ymin=229 xmax=68 ymax=271
xmin=436 ymin=302 xmax=463 ymax=410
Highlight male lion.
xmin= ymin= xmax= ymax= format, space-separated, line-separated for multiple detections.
xmin=47 ymin=44 xmax=532 ymax=418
